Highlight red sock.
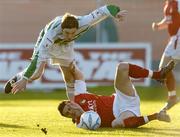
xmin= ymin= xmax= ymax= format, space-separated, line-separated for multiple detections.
xmin=123 ymin=116 xmax=146 ymax=128
xmin=152 ymin=72 xmax=161 ymax=79
xmin=128 ymin=64 xmax=161 ymax=79
xmin=128 ymin=64 xmax=149 ymax=78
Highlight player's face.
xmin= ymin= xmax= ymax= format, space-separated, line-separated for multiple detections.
xmin=62 ymin=28 xmax=77 ymax=41
xmin=62 ymin=102 xmax=82 ymax=118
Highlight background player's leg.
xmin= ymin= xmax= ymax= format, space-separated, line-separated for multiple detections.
xmin=159 ymin=54 xmax=178 ymax=110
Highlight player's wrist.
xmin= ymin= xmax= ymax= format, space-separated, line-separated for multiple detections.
xmin=152 ymin=22 xmax=159 ymax=31
xmin=22 ymin=76 xmax=28 ymax=81
xmin=107 ymin=5 xmax=120 ymax=17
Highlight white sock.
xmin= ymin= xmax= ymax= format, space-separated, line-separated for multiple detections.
xmin=148 ymin=70 xmax=153 ymax=78
xmin=143 ymin=116 xmax=149 ymax=123
xmin=168 ymin=90 xmax=176 ymax=97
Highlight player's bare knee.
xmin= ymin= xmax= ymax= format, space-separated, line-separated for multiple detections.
xmin=117 ymin=62 xmax=129 ymax=72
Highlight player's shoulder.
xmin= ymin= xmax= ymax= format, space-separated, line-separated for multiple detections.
xmin=54 ymin=16 xmax=63 ymax=22
xmin=48 ymin=16 xmax=62 ymax=30
xmin=76 ymin=15 xmax=90 ymax=28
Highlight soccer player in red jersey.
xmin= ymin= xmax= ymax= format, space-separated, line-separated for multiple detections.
xmin=58 ymin=61 xmax=174 ymax=128
xmin=152 ymin=0 xmax=180 ymax=110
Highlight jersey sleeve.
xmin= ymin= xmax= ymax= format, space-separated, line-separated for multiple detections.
xmin=74 ymin=80 xmax=88 ymax=95
xmin=79 ymin=5 xmax=120 ymax=27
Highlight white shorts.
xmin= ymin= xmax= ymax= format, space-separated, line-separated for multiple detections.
xmin=113 ymin=87 xmax=141 ymax=118
xmin=50 ymin=58 xmax=74 ymax=67
xmin=35 ymin=42 xmax=75 ymax=67
xmin=164 ymin=29 xmax=180 ymax=60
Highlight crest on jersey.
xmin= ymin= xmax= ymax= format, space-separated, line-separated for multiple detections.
xmin=79 ymin=99 xmax=86 ymax=105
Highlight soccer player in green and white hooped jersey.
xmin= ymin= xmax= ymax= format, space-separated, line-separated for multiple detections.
xmin=4 ymin=5 xmax=127 ymax=100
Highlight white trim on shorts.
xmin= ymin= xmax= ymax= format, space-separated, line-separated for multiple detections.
xmin=50 ymin=58 xmax=74 ymax=67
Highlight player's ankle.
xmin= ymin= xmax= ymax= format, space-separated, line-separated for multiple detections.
xmin=168 ymin=96 xmax=177 ymax=100
xmin=151 ymin=71 xmax=161 ymax=79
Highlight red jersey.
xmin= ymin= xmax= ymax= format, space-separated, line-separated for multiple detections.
xmin=74 ymin=93 xmax=115 ymax=127
xmin=164 ymin=0 xmax=180 ymax=36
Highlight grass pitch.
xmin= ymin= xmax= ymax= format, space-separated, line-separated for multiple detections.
xmin=0 ymin=86 xmax=180 ymax=137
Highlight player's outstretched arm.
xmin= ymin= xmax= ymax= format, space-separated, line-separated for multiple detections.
xmin=152 ymin=17 xmax=168 ymax=31
xmin=107 ymin=5 xmax=127 ymax=21
xmin=79 ymin=5 xmax=127 ymax=27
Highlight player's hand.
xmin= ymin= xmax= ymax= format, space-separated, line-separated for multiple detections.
xmin=152 ymin=22 xmax=158 ymax=31
xmin=115 ymin=10 xmax=128 ymax=21
xmin=11 ymin=78 xmax=27 ymax=94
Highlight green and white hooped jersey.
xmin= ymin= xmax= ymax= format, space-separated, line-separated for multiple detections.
xmin=23 ymin=5 xmax=120 ymax=79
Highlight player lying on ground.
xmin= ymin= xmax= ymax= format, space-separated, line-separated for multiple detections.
xmin=4 ymin=4 xmax=127 ymax=100
xmin=58 ymin=60 xmax=174 ymax=128
xmin=152 ymin=0 xmax=180 ymax=111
